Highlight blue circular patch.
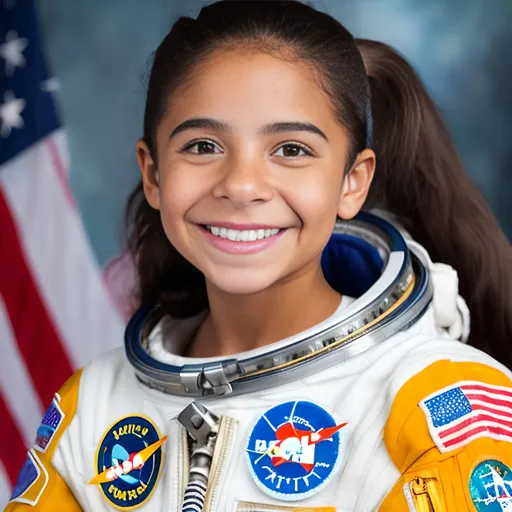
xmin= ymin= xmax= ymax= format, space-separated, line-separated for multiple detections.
xmin=245 ymin=400 xmax=346 ymax=501
xmin=94 ymin=415 xmax=165 ymax=510
xmin=469 ymin=459 xmax=512 ymax=511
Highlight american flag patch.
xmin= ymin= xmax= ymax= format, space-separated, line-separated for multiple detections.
xmin=419 ymin=381 xmax=512 ymax=453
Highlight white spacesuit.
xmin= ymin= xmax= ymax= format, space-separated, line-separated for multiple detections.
xmin=7 ymin=213 xmax=512 ymax=512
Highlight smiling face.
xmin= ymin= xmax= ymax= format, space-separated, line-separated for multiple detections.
xmin=137 ymin=49 xmax=375 ymax=295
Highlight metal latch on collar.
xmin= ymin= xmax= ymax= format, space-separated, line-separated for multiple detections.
xmin=180 ymin=360 xmax=244 ymax=396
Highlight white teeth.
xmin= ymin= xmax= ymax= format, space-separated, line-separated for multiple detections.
xmin=226 ymin=229 xmax=238 ymax=241
xmin=206 ymin=226 xmax=281 ymax=242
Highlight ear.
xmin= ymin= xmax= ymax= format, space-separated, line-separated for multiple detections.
xmin=136 ymin=138 xmax=160 ymax=210
xmin=337 ymin=148 xmax=376 ymax=220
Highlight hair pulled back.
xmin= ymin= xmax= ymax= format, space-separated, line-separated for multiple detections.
xmin=126 ymin=0 xmax=512 ymax=366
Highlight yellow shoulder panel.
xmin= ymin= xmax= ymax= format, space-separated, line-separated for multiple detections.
xmin=5 ymin=370 xmax=83 ymax=511
xmin=384 ymin=360 xmax=512 ymax=472
xmin=380 ymin=360 xmax=512 ymax=511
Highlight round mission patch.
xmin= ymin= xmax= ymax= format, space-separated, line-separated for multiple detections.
xmin=469 ymin=459 xmax=512 ymax=511
xmin=245 ymin=400 xmax=347 ymax=501
xmin=90 ymin=415 xmax=166 ymax=510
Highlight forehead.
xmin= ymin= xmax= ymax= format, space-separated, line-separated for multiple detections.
xmin=163 ymin=49 xmax=339 ymax=130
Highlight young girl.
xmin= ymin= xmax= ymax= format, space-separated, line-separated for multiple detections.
xmin=8 ymin=1 xmax=512 ymax=511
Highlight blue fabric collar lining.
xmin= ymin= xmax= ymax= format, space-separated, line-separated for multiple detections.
xmin=321 ymin=233 xmax=383 ymax=298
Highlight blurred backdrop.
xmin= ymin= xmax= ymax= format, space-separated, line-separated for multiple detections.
xmin=38 ymin=0 xmax=512 ymax=267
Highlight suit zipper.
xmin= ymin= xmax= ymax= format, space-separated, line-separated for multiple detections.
xmin=177 ymin=422 xmax=190 ymax=508
xmin=204 ymin=415 xmax=238 ymax=511
xmin=178 ymin=402 xmax=221 ymax=512
xmin=408 ymin=476 xmax=444 ymax=512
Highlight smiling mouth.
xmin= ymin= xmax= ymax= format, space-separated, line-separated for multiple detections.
xmin=203 ymin=225 xmax=282 ymax=242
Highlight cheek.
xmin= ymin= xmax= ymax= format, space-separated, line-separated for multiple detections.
xmin=284 ymin=170 xmax=343 ymax=227
xmin=157 ymin=169 xmax=202 ymax=236
xmin=159 ymin=160 xmax=209 ymax=211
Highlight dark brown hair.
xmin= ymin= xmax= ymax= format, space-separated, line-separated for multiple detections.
xmin=126 ymin=1 xmax=512 ymax=365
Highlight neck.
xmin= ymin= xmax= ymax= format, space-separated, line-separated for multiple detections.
xmin=185 ymin=262 xmax=341 ymax=358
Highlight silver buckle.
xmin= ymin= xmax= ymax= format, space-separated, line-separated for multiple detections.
xmin=180 ymin=360 xmax=243 ymax=396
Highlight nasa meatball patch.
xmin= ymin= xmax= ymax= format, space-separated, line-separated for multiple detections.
xmin=89 ymin=415 xmax=167 ymax=510
xmin=245 ymin=400 xmax=347 ymax=501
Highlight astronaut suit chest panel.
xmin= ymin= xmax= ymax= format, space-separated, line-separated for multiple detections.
xmin=74 ymin=321 xmax=453 ymax=512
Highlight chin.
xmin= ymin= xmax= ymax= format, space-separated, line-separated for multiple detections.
xmin=206 ymin=269 xmax=280 ymax=296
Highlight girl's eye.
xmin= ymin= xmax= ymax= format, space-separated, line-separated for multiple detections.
xmin=273 ymin=143 xmax=312 ymax=158
xmin=182 ymin=140 xmax=222 ymax=155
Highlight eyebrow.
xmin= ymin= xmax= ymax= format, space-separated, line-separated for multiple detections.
xmin=169 ymin=117 xmax=329 ymax=142
xmin=169 ymin=118 xmax=231 ymax=139
xmin=260 ymin=122 xmax=328 ymax=142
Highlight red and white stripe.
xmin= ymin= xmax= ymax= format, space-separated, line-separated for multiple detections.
xmin=0 ymin=130 xmax=125 ymax=500
xmin=432 ymin=382 xmax=512 ymax=452
xmin=0 ymin=459 xmax=10 ymax=507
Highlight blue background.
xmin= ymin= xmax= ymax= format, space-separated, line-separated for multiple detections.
xmin=37 ymin=0 xmax=512 ymax=266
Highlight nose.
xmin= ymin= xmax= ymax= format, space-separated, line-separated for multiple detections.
xmin=212 ymin=155 xmax=274 ymax=207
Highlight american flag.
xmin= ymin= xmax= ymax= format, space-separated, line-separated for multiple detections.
xmin=0 ymin=0 xmax=124 ymax=504
xmin=420 ymin=381 xmax=512 ymax=453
